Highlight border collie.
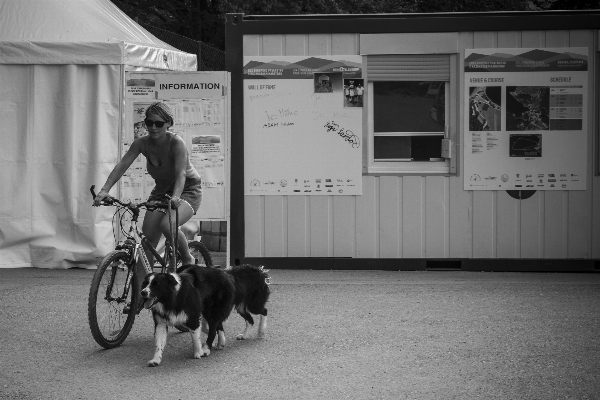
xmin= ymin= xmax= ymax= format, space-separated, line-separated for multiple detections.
xmin=225 ymin=264 xmax=271 ymax=340
xmin=141 ymin=266 xmax=234 ymax=367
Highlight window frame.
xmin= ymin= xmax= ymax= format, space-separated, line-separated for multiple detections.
xmin=365 ymin=54 xmax=457 ymax=175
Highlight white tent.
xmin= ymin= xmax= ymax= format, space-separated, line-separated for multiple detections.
xmin=0 ymin=0 xmax=197 ymax=268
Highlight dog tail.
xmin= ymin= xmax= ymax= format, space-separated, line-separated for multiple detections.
xmin=258 ymin=265 xmax=271 ymax=285
xmin=227 ymin=264 xmax=271 ymax=300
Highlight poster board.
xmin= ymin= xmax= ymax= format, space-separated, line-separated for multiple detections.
xmin=464 ymin=48 xmax=587 ymax=190
xmin=243 ymin=56 xmax=363 ymax=195
xmin=122 ymin=71 xmax=229 ymax=220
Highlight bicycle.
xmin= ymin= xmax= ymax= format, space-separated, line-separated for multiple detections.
xmin=87 ymin=185 xmax=213 ymax=349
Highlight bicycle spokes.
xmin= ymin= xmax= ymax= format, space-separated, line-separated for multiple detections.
xmin=88 ymin=250 xmax=138 ymax=348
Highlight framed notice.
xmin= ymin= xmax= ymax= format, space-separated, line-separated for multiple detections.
xmin=123 ymin=72 xmax=229 ymax=219
xmin=243 ymin=56 xmax=363 ymax=195
xmin=464 ymin=48 xmax=587 ymax=190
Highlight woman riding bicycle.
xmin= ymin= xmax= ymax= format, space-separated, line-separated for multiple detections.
xmin=94 ymin=102 xmax=202 ymax=305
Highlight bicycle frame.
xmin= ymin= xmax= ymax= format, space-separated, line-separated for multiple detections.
xmin=124 ymin=208 xmax=178 ymax=273
xmin=90 ymin=185 xmax=179 ymax=299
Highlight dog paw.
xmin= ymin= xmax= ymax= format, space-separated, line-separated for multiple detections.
xmin=215 ymin=343 xmax=225 ymax=350
xmin=199 ymin=345 xmax=211 ymax=357
xmin=147 ymin=359 xmax=160 ymax=367
xmin=236 ymin=334 xmax=247 ymax=340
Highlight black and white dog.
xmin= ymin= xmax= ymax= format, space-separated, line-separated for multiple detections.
xmin=226 ymin=264 xmax=271 ymax=340
xmin=141 ymin=265 xmax=234 ymax=367
xmin=140 ymin=264 xmax=271 ymax=367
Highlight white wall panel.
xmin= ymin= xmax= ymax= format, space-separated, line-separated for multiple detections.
xmin=308 ymin=34 xmax=330 ymax=55
xmin=333 ymin=196 xmax=356 ymax=257
xmin=497 ymin=31 xmax=520 ymax=48
xmin=568 ymin=191 xmax=592 ymax=258
xmin=332 ymin=34 xmax=359 ymax=55
xmin=355 ymin=176 xmax=378 ymax=258
xmin=496 ymin=192 xmax=520 ymax=258
xmin=472 ymin=192 xmax=495 ymax=258
xmin=521 ymin=30 xmax=545 ymax=47
xmin=287 ymin=196 xmax=309 ymax=257
xmin=546 ymin=30 xmax=569 ymax=47
xmin=425 ymin=176 xmax=449 ymax=258
xmin=473 ymin=31 xmax=497 ymax=48
xmin=310 ymin=197 xmax=331 ymax=257
xmin=245 ymin=195 xmax=263 ymax=257
xmin=402 ymin=177 xmax=424 ymax=258
xmin=243 ymin=35 xmax=260 ymax=56
xmin=284 ymin=34 xmax=307 ymax=56
xmin=449 ymin=176 xmax=473 ymax=258
xmin=520 ymin=192 xmax=543 ymax=258
xmin=264 ymin=196 xmax=285 ymax=256
xmin=261 ymin=35 xmax=283 ymax=56
xmin=544 ymin=192 xmax=567 ymax=258
xmin=379 ymin=176 xmax=401 ymax=258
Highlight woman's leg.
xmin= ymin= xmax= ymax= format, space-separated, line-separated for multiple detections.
xmin=159 ymin=204 xmax=195 ymax=265
xmin=141 ymin=210 xmax=165 ymax=266
xmin=138 ymin=210 xmax=164 ymax=279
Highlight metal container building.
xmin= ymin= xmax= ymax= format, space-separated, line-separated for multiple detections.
xmin=225 ymin=11 xmax=600 ymax=271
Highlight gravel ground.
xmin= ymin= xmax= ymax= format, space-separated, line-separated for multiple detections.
xmin=0 ymin=268 xmax=599 ymax=400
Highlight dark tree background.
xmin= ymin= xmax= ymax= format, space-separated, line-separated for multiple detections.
xmin=110 ymin=0 xmax=599 ymax=51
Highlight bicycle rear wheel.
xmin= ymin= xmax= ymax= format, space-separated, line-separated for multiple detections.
xmin=188 ymin=240 xmax=213 ymax=268
xmin=88 ymin=250 xmax=138 ymax=349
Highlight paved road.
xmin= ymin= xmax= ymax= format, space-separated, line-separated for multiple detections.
xmin=1 ymin=268 xmax=599 ymax=399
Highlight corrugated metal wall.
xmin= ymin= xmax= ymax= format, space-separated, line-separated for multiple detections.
xmin=243 ymin=30 xmax=600 ymax=263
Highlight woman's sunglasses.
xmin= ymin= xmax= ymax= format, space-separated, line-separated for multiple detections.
xmin=144 ymin=119 xmax=167 ymax=128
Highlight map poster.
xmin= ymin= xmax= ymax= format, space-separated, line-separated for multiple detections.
xmin=243 ymin=56 xmax=363 ymax=195
xmin=464 ymin=48 xmax=588 ymax=190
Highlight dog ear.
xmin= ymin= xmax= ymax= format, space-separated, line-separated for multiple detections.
xmin=166 ymin=274 xmax=179 ymax=288
xmin=141 ymin=273 xmax=153 ymax=287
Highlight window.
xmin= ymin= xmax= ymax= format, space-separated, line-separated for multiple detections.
xmin=367 ymin=55 xmax=454 ymax=174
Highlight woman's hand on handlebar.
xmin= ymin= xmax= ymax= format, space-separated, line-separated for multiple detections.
xmin=170 ymin=196 xmax=182 ymax=210
xmin=93 ymin=189 xmax=112 ymax=207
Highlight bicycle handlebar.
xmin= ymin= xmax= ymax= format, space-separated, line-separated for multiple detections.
xmin=90 ymin=185 xmax=169 ymax=212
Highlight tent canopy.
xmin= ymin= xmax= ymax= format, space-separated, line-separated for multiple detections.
xmin=0 ymin=0 xmax=196 ymax=69
xmin=0 ymin=0 xmax=197 ymax=268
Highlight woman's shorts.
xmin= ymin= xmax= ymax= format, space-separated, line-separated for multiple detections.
xmin=147 ymin=181 xmax=202 ymax=215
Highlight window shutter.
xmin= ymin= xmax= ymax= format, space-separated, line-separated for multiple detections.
xmin=367 ymin=55 xmax=450 ymax=81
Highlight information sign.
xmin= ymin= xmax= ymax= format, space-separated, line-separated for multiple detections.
xmin=464 ymin=48 xmax=587 ymax=190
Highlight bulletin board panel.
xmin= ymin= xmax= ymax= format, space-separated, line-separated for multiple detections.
xmin=464 ymin=48 xmax=588 ymax=190
xmin=122 ymin=71 xmax=229 ymax=220
xmin=243 ymin=56 xmax=363 ymax=195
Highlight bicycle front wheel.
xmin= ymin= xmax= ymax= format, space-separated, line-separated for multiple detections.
xmin=188 ymin=240 xmax=213 ymax=268
xmin=88 ymin=250 xmax=139 ymax=349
